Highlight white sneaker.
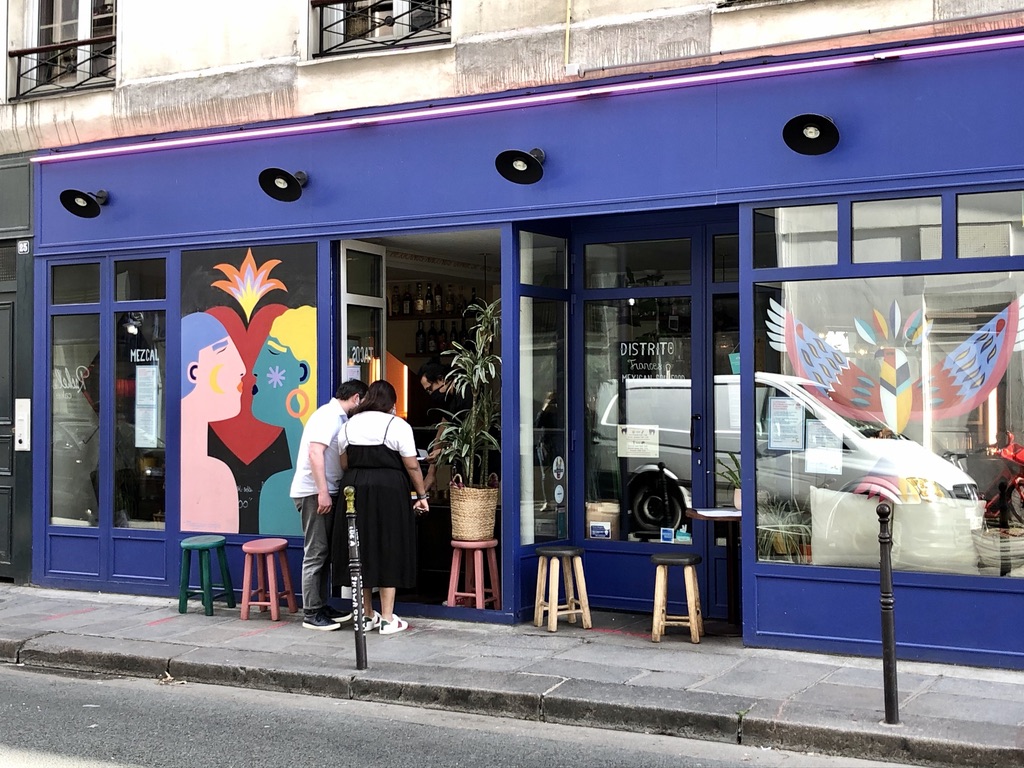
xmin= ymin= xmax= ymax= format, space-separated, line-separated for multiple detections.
xmin=379 ymin=615 xmax=408 ymax=635
xmin=358 ymin=610 xmax=382 ymax=632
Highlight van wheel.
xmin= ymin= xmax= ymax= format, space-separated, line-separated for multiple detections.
xmin=628 ymin=477 xmax=685 ymax=532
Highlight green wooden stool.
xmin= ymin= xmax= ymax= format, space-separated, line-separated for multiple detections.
xmin=178 ymin=535 xmax=236 ymax=616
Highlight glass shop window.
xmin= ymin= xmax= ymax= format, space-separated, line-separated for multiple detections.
xmin=49 ymin=257 xmax=167 ymax=530
xmin=520 ymin=232 xmax=566 ymax=289
xmin=50 ymin=314 xmax=100 ymax=526
xmin=852 ymin=197 xmax=941 ymax=263
xmin=113 ymin=311 xmax=167 ymax=528
xmin=115 ymin=259 xmax=166 ymax=300
xmin=753 ymin=204 xmax=837 ymax=268
xmin=584 ymin=239 xmax=692 ymax=288
xmin=519 ymin=296 xmax=567 ymax=545
xmin=957 ymin=190 xmax=1024 ymax=259
xmin=753 ymin=272 xmax=1024 ymax=577
xmin=52 ymin=263 xmax=99 ymax=304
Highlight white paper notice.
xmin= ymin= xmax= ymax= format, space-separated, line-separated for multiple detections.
xmin=617 ymin=425 xmax=660 ymax=458
xmin=804 ymin=419 xmax=842 ymax=474
xmin=135 ymin=365 xmax=160 ymax=448
xmin=768 ymin=396 xmax=805 ymax=450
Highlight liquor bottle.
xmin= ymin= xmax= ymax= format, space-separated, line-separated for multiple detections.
xmin=425 ymin=283 xmax=434 ymax=315
xmin=403 ymin=285 xmax=412 ymax=316
xmin=445 ymin=284 xmax=454 ymax=314
xmin=457 ymin=286 xmax=467 ymax=314
xmin=415 ymin=320 xmax=426 ymax=354
xmin=437 ymin=323 xmax=448 ymax=351
xmin=460 ymin=316 xmax=472 ymax=349
xmin=415 ymin=282 xmax=425 ymax=314
xmin=450 ymin=320 xmax=459 ymax=348
xmin=435 ymin=283 xmax=443 ymax=311
xmin=391 ymin=286 xmax=401 ymax=317
xmin=427 ymin=321 xmax=438 ymax=353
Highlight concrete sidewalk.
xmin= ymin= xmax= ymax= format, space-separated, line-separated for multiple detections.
xmin=1 ymin=584 xmax=1022 ymax=767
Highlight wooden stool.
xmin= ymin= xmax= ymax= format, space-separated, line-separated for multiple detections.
xmin=651 ymin=552 xmax=704 ymax=643
xmin=178 ymin=535 xmax=236 ymax=616
xmin=240 ymin=538 xmax=298 ymax=621
xmin=446 ymin=539 xmax=501 ymax=609
xmin=534 ymin=545 xmax=592 ymax=632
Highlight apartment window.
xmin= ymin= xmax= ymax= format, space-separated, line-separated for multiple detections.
xmin=10 ymin=1 xmax=116 ymax=99
xmin=313 ymin=1 xmax=451 ymax=57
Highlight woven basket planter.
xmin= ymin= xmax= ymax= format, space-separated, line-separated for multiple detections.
xmin=450 ymin=474 xmax=498 ymax=541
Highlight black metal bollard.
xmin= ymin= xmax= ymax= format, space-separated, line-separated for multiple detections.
xmin=876 ymin=502 xmax=899 ymax=725
xmin=345 ymin=486 xmax=367 ymax=670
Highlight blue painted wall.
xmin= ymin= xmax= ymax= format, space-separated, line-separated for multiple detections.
xmin=35 ymin=46 xmax=1024 ymax=255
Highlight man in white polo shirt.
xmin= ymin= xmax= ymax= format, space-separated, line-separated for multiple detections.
xmin=290 ymin=379 xmax=368 ymax=630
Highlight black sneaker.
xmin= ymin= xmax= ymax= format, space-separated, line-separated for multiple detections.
xmin=322 ymin=605 xmax=353 ymax=624
xmin=302 ymin=610 xmax=341 ymax=631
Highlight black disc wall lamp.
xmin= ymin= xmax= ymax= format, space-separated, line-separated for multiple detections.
xmin=782 ymin=114 xmax=840 ymax=155
xmin=258 ymin=168 xmax=308 ymax=202
xmin=59 ymin=188 xmax=108 ymax=218
xmin=495 ymin=148 xmax=546 ymax=184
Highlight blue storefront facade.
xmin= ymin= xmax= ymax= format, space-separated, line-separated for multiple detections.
xmin=31 ymin=32 xmax=1024 ymax=667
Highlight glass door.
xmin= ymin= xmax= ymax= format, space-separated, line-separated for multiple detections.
xmin=581 ymin=236 xmax=700 ymax=543
xmin=518 ymin=227 xmax=569 ymax=546
xmin=339 ymin=240 xmax=386 ymax=385
xmin=576 ymin=225 xmax=741 ymax=618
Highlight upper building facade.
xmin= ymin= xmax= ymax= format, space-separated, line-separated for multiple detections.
xmin=4 ymin=1 xmax=1024 ymax=153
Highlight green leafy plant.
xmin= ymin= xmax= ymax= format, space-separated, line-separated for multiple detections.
xmin=433 ymin=298 xmax=501 ymax=487
xmin=756 ymin=494 xmax=811 ymax=563
xmin=716 ymin=451 xmax=742 ymax=489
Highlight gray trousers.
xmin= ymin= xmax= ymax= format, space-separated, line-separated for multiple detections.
xmin=296 ymin=494 xmax=334 ymax=614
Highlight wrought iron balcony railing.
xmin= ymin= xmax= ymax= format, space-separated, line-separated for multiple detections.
xmin=312 ymin=1 xmax=451 ymax=58
xmin=9 ymin=35 xmax=116 ymax=99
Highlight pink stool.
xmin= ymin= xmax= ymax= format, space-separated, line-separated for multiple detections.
xmin=240 ymin=538 xmax=298 ymax=621
xmin=446 ymin=539 xmax=501 ymax=610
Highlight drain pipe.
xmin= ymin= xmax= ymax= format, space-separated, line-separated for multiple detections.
xmin=564 ymin=0 xmax=573 ymax=67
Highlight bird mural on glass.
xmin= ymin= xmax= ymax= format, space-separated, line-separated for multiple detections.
xmin=765 ymin=295 xmax=1024 ymax=435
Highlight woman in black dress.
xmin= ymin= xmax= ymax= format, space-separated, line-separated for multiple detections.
xmin=332 ymin=380 xmax=429 ymax=635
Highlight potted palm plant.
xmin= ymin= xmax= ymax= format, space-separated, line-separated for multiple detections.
xmin=433 ymin=297 xmax=501 ymax=540
xmin=716 ymin=451 xmax=742 ymax=509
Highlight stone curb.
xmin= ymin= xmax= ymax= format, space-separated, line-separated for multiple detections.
xmin=169 ymin=646 xmax=353 ymax=698
xmin=6 ymin=635 xmax=1024 ymax=768
xmin=19 ymin=633 xmax=188 ymax=677
xmin=742 ymin=714 xmax=1024 ymax=768
xmin=541 ymin=677 xmax=751 ymax=742
xmin=350 ymin=661 xmax=557 ymax=720
xmin=0 ymin=627 xmax=47 ymax=663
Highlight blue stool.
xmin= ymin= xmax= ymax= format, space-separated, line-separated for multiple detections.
xmin=179 ymin=535 xmax=236 ymax=616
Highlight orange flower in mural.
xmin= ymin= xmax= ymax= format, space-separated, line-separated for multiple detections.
xmin=212 ymin=248 xmax=287 ymax=321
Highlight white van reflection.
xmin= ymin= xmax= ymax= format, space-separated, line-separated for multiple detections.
xmin=593 ymin=373 xmax=983 ymax=572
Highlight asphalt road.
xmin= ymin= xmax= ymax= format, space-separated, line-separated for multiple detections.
xmin=0 ymin=665 xmax=911 ymax=768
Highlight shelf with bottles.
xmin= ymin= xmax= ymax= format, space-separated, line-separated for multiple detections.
xmin=408 ymin=316 xmax=472 ymax=357
xmin=387 ymin=280 xmax=484 ymax=321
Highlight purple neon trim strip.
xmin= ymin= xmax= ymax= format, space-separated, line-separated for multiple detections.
xmin=30 ymin=31 xmax=1024 ymax=164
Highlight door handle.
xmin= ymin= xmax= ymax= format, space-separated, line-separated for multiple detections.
xmin=690 ymin=413 xmax=701 ymax=452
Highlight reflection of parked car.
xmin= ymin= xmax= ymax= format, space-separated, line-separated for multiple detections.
xmin=753 ymin=374 xmax=984 ymax=574
xmin=593 ymin=377 xmax=737 ymax=534
xmin=593 ymin=373 xmax=983 ymax=568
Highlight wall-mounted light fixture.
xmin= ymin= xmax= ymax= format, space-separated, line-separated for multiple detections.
xmin=783 ymin=114 xmax=840 ymax=155
xmin=495 ymin=148 xmax=545 ymax=184
xmin=59 ymin=188 xmax=108 ymax=218
xmin=258 ymin=168 xmax=308 ymax=202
